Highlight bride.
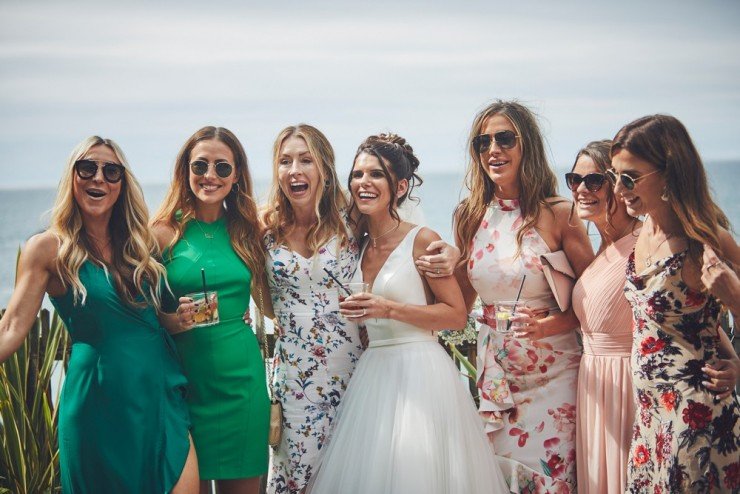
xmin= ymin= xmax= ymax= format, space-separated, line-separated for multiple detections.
xmin=308 ymin=133 xmax=510 ymax=494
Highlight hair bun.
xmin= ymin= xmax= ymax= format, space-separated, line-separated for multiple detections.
xmin=375 ymin=133 xmax=420 ymax=173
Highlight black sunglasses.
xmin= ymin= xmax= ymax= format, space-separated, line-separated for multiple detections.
xmin=74 ymin=159 xmax=125 ymax=183
xmin=605 ymin=168 xmax=660 ymax=191
xmin=565 ymin=172 xmax=607 ymax=192
xmin=189 ymin=160 xmax=234 ymax=178
xmin=472 ymin=130 xmax=520 ymax=154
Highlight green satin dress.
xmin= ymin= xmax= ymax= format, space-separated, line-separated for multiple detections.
xmin=50 ymin=261 xmax=190 ymax=494
xmin=163 ymin=217 xmax=269 ymax=480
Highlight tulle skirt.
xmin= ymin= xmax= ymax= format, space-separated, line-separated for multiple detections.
xmin=308 ymin=340 xmax=510 ymax=494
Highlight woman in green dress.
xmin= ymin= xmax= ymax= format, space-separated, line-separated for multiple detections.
xmin=152 ymin=126 xmax=270 ymax=494
xmin=0 ymin=136 xmax=198 ymax=493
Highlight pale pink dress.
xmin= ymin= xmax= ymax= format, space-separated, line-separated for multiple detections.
xmin=572 ymin=232 xmax=638 ymax=494
xmin=468 ymin=198 xmax=581 ymax=493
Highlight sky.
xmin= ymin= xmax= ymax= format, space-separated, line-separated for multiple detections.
xmin=1 ymin=0 xmax=739 ymax=189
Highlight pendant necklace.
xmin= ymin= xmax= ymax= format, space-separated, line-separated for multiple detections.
xmin=194 ymin=219 xmax=215 ymax=239
xmin=644 ymin=233 xmax=673 ymax=267
xmin=370 ymin=221 xmax=400 ymax=248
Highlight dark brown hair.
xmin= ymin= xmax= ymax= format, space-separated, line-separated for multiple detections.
xmin=347 ymin=133 xmax=422 ymax=234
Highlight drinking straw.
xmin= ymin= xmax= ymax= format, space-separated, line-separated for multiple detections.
xmin=201 ymin=268 xmax=208 ymax=302
xmin=322 ymin=267 xmax=352 ymax=296
xmin=507 ymin=275 xmax=527 ymax=332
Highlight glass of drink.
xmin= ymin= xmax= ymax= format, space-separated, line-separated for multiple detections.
xmin=186 ymin=291 xmax=220 ymax=327
xmin=493 ymin=300 xmax=520 ymax=333
xmin=338 ymin=282 xmax=370 ymax=312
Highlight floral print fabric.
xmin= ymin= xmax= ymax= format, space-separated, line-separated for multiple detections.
xmin=265 ymin=228 xmax=364 ymax=494
xmin=625 ymin=250 xmax=739 ymax=493
xmin=467 ymin=198 xmax=581 ymax=493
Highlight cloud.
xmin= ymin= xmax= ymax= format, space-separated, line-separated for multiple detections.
xmin=0 ymin=0 xmax=738 ymax=188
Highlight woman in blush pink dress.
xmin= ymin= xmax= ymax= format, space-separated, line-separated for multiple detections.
xmin=567 ymin=140 xmax=641 ymax=494
xmin=454 ymin=101 xmax=594 ymax=493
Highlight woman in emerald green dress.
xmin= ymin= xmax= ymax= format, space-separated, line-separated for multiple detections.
xmin=0 ymin=136 xmax=198 ymax=493
xmin=152 ymin=126 xmax=270 ymax=494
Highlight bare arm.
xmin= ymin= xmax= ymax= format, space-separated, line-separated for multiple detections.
xmin=341 ymin=228 xmax=468 ymax=330
xmin=0 ymin=232 xmax=57 ymax=362
xmin=414 ymin=240 xmax=461 ymax=278
xmin=701 ymin=233 xmax=740 ymax=317
xmin=515 ymin=202 xmax=593 ymax=340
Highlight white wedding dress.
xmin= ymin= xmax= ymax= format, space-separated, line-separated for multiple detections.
xmin=308 ymin=226 xmax=510 ymax=494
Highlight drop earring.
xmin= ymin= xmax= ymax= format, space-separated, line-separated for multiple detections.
xmin=660 ymin=187 xmax=669 ymax=202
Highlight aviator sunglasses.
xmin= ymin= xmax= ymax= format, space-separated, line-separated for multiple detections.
xmin=74 ymin=159 xmax=125 ymax=184
xmin=189 ymin=160 xmax=234 ymax=178
xmin=565 ymin=172 xmax=607 ymax=192
xmin=605 ymin=168 xmax=661 ymax=190
xmin=472 ymin=130 xmax=520 ymax=154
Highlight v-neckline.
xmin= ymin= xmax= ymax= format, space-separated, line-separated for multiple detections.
xmin=361 ymin=225 xmax=419 ymax=290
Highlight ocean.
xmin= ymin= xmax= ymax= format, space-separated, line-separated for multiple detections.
xmin=1 ymin=164 xmax=738 ymax=308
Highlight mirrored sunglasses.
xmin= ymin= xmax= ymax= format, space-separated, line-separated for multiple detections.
xmin=472 ymin=130 xmax=520 ymax=154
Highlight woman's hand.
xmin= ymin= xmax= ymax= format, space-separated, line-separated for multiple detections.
xmin=415 ymin=240 xmax=460 ymax=278
xmin=242 ymin=307 xmax=253 ymax=326
xmin=173 ymin=296 xmax=197 ymax=333
xmin=701 ymin=244 xmax=740 ymax=316
xmin=510 ymin=306 xmax=551 ymax=341
xmin=339 ymin=293 xmax=393 ymax=323
xmin=703 ymin=359 xmax=739 ymax=400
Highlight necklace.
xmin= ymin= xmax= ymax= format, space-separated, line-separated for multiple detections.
xmin=644 ymin=233 xmax=673 ymax=267
xmin=369 ymin=221 xmax=400 ymax=248
xmin=194 ymin=219 xmax=215 ymax=239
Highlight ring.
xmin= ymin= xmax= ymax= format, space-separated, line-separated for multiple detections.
xmin=435 ymin=268 xmax=440 ymax=275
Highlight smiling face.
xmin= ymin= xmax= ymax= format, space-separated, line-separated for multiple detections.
xmin=571 ymin=155 xmax=608 ymax=223
xmin=611 ymin=149 xmax=666 ymax=218
xmin=277 ymin=135 xmax=322 ymax=212
xmin=72 ymin=144 xmax=123 ymax=221
xmin=350 ymin=152 xmax=407 ymax=218
xmin=188 ymin=139 xmax=236 ymax=209
xmin=479 ymin=113 xmax=522 ymax=195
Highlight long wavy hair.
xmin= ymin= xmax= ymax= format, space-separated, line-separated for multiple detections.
xmin=151 ymin=126 xmax=265 ymax=283
xmin=49 ymin=136 xmax=167 ymax=308
xmin=347 ymin=133 xmax=422 ymax=236
xmin=262 ymin=124 xmax=349 ymax=255
xmin=612 ymin=114 xmax=731 ymax=265
xmin=455 ymin=100 xmax=559 ymax=262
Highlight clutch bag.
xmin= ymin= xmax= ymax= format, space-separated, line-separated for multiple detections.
xmin=539 ymin=250 xmax=576 ymax=312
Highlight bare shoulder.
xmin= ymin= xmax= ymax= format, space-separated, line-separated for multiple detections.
xmin=545 ymin=197 xmax=573 ymax=220
xmin=717 ymin=227 xmax=740 ymax=265
xmin=23 ymin=230 xmax=59 ymax=263
xmin=413 ymin=226 xmax=442 ymax=257
xmin=151 ymin=221 xmax=177 ymax=250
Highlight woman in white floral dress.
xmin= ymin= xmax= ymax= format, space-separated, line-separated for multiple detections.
xmin=454 ymin=101 xmax=594 ymax=493
xmin=262 ymin=124 xmax=458 ymax=494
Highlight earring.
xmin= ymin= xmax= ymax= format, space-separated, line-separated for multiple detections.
xmin=324 ymin=179 xmax=331 ymax=189
xmin=231 ymin=183 xmax=239 ymax=194
xmin=660 ymin=187 xmax=669 ymax=202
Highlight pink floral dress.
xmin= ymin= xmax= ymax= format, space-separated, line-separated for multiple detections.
xmin=624 ymin=250 xmax=739 ymax=493
xmin=467 ymin=198 xmax=581 ymax=493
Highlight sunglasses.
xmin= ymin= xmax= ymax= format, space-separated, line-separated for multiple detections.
xmin=74 ymin=159 xmax=125 ymax=183
xmin=565 ymin=172 xmax=607 ymax=192
xmin=472 ymin=130 xmax=520 ymax=154
xmin=605 ymin=168 xmax=661 ymax=190
xmin=189 ymin=160 xmax=234 ymax=178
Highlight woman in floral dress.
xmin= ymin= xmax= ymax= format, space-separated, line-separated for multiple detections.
xmin=611 ymin=114 xmax=739 ymax=493
xmin=262 ymin=124 xmax=458 ymax=493
xmin=454 ymin=101 xmax=594 ymax=492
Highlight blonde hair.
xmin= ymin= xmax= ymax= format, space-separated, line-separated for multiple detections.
xmin=612 ymin=114 xmax=731 ymax=265
xmin=262 ymin=124 xmax=348 ymax=255
xmin=50 ymin=136 xmax=167 ymax=308
xmin=151 ymin=126 xmax=266 ymax=284
xmin=455 ymin=100 xmax=560 ymax=262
